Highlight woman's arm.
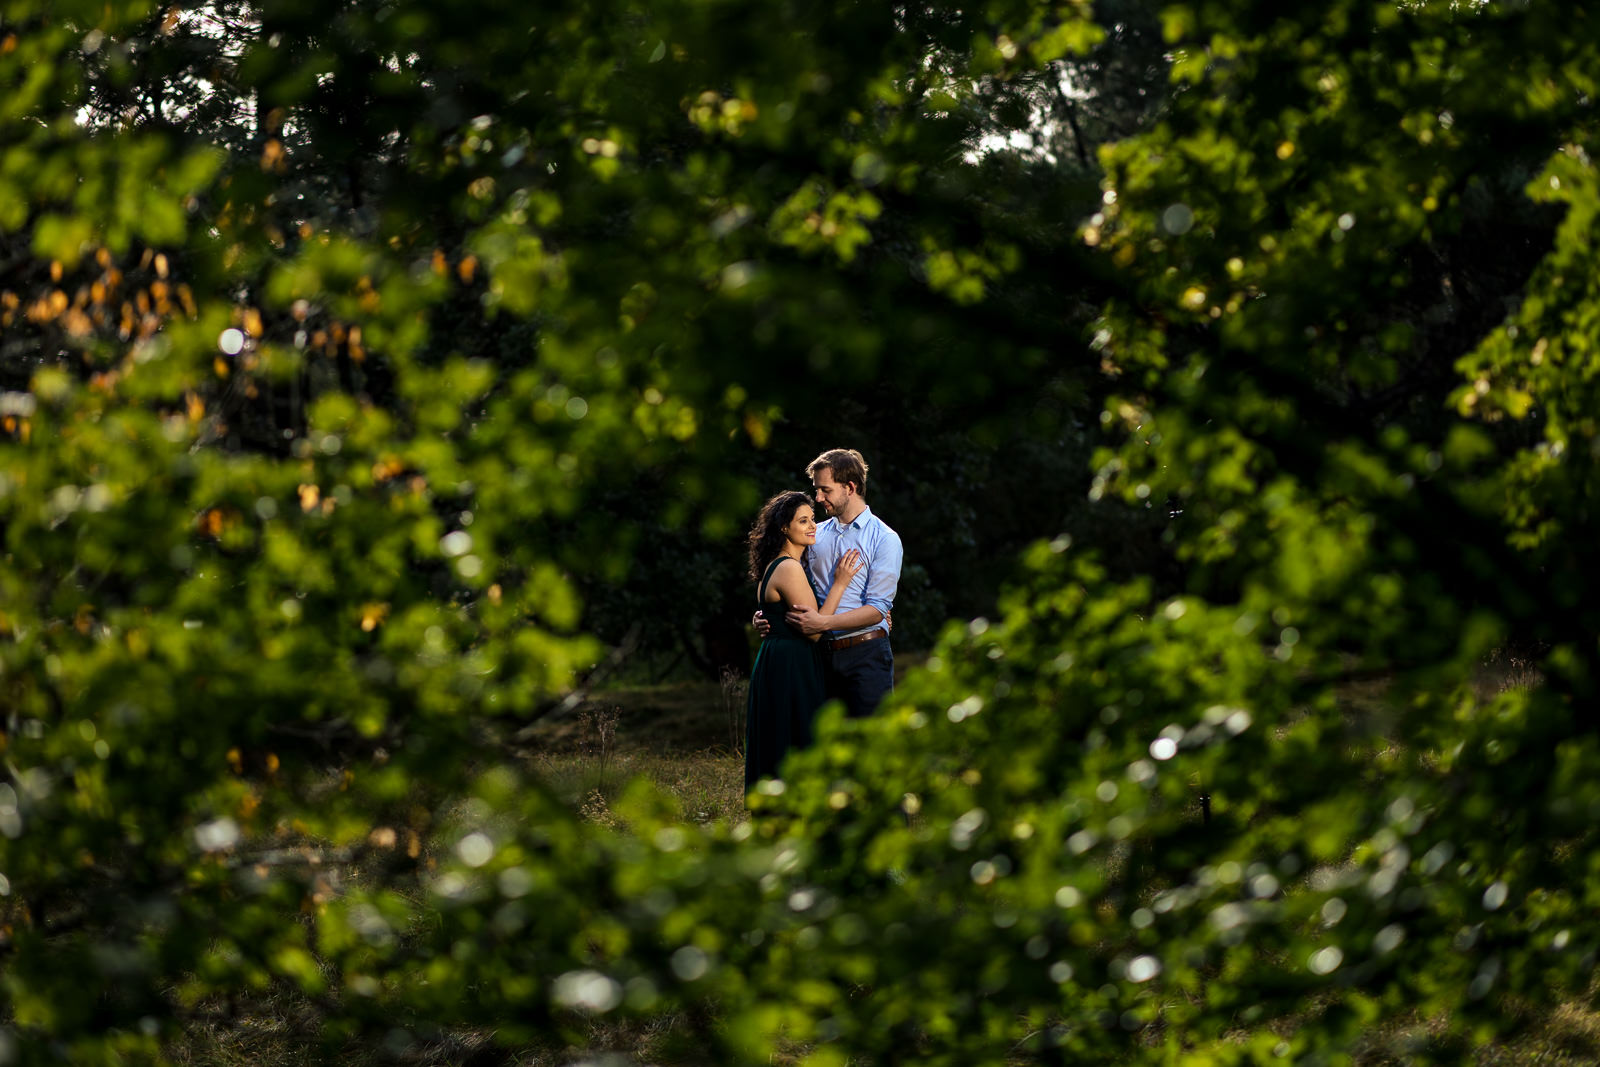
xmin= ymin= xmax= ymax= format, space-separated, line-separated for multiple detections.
xmin=783 ymin=550 xmax=868 ymax=640
xmin=771 ymin=551 xmax=865 ymax=640
xmin=787 ymin=550 xmax=874 ymax=636
xmin=768 ymin=559 xmax=825 ymax=642
xmin=817 ymin=549 xmax=863 ymax=618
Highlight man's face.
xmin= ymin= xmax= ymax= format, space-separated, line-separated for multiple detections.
xmin=812 ymin=467 xmax=851 ymax=517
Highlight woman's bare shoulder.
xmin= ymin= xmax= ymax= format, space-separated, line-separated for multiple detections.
xmin=767 ymin=556 xmax=808 ymax=585
xmin=763 ymin=556 xmax=807 ymax=599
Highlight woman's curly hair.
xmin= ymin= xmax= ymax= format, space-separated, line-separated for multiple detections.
xmin=747 ymin=490 xmax=814 ymax=584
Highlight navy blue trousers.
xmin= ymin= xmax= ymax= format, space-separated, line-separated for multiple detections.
xmin=825 ymin=638 xmax=894 ymax=718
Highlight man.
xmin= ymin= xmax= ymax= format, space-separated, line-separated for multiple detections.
xmin=756 ymin=448 xmax=902 ymax=718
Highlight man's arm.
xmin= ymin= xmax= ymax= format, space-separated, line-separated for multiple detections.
xmin=787 ymin=602 xmax=882 ymax=636
xmin=857 ymin=527 xmax=902 ymax=623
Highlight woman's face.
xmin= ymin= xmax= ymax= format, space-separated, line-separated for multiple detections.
xmin=783 ymin=504 xmax=818 ymax=547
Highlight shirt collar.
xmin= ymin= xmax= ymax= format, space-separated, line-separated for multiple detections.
xmin=839 ymin=504 xmax=872 ymax=529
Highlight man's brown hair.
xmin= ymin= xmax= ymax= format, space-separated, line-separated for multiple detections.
xmin=807 ymin=448 xmax=869 ymax=497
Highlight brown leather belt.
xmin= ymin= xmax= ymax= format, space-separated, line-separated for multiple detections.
xmin=826 ymin=629 xmax=886 ymax=652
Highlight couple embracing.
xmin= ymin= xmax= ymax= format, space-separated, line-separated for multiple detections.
xmin=743 ymin=448 xmax=902 ymax=791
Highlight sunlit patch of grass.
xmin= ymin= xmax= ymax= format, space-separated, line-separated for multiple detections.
xmin=1332 ymin=997 xmax=1600 ymax=1066
xmin=537 ymin=749 xmax=747 ymax=826
xmin=520 ymin=680 xmax=749 ymax=825
xmin=166 ymin=989 xmax=455 ymax=1067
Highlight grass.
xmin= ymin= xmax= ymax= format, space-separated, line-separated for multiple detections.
xmin=517 ymin=679 xmax=750 ymax=826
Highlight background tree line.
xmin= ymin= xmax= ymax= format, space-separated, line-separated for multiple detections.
xmin=8 ymin=0 xmax=1183 ymax=675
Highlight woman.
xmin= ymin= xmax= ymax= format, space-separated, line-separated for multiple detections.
xmin=744 ymin=490 xmax=862 ymax=790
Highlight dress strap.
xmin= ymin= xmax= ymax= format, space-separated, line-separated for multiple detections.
xmin=757 ymin=555 xmax=790 ymax=603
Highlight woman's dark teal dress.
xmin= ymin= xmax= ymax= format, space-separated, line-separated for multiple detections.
xmin=745 ymin=556 xmax=827 ymax=789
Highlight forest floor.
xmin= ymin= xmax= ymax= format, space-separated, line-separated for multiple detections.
xmin=517 ymin=675 xmax=752 ymax=826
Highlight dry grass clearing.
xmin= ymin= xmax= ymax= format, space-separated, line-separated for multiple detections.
xmin=520 ymin=677 xmax=750 ymax=825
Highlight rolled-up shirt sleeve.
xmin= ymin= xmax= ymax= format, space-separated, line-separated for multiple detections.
xmin=861 ymin=527 xmax=902 ymax=622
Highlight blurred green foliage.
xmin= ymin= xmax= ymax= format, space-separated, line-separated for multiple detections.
xmin=2 ymin=0 xmax=1600 ymax=1063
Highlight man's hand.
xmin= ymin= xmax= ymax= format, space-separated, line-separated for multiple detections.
xmin=786 ymin=605 xmax=828 ymax=635
xmin=752 ymin=609 xmax=772 ymax=637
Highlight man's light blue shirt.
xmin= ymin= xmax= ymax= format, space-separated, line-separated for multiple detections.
xmin=806 ymin=504 xmax=902 ymax=638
